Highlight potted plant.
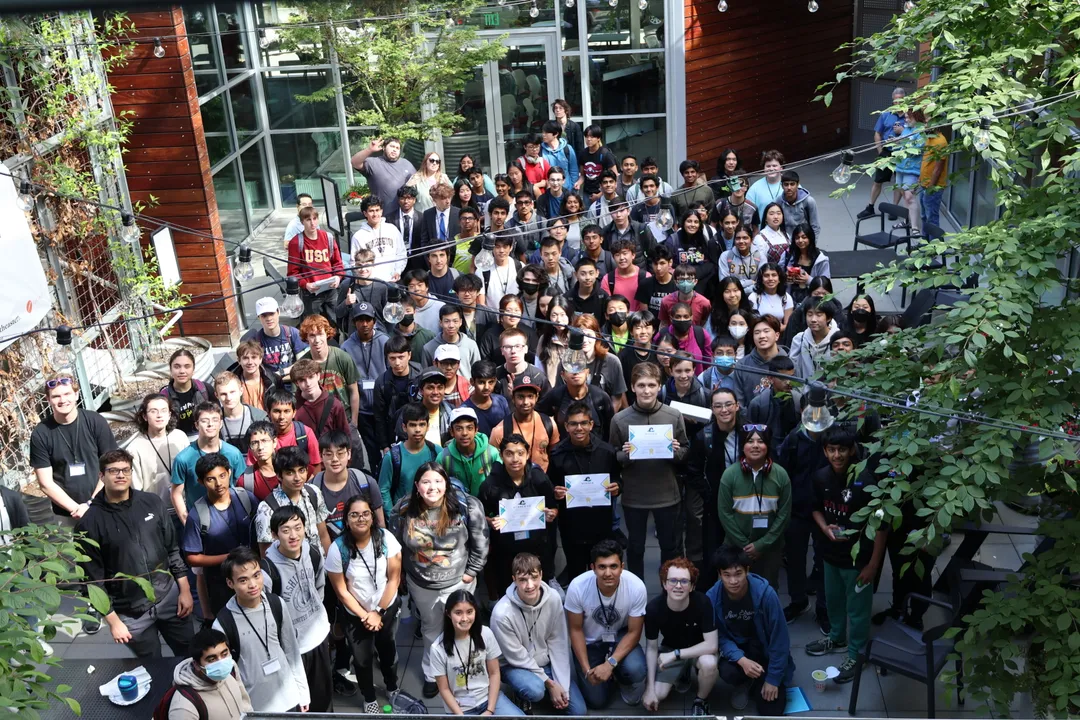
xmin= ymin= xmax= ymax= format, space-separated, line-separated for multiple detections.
xmin=342 ymin=181 xmax=368 ymax=208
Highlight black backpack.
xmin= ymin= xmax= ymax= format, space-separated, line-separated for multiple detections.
xmin=191 ymin=489 xmax=257 ymax=550
xmin=482 ymin=258 xmax=523 ymax=292
xmin=154 ymin=685 xmax=207 ymax=720
xmin=215 ymin=592 xmax=285 ymax=666
xmin=259 ymin=545 xmax=324 ymax=596
xmin=606 ymin=266 xmax=646 ymax=296
xmin=389 ymin=440 xmax=441 ymax=501
xmin=502 ymin=413 xmax=553 ymax=443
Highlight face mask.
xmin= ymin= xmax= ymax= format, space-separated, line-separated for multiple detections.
xmin=203 ymin=658 xmax=235 ymax=682
xmin=400 ymin=314 xmax=415 ymax=327
xmin=672 ymin=319 xmax=692 ymax=335
xmin=715 ymin=355 xmax=736 ymax=370
xmin=608 ymin=312 xmax=627 ymax=327
xmin=851 ymin=309 xmax=872 ymax=323
xmin=729 ymin=325 xmax=748 ymax=340
xmin=676 ymin=280 xmax=696 ymax=294
xmin=520 ymin=281 xmax=539 ymax=295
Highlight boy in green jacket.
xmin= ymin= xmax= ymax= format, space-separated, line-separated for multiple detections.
xmin=717 ymin=423 xmax=792 ymax=590
xmin=438 ymin=407 xmax=501 ymax=495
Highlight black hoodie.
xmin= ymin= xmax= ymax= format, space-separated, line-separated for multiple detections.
xmin=546 ymin=435 xmax=621 ymax=546
xmin=77 ymin=490 xmax=187 ymax=616
xmin=477 ymin=463 xmax=557 ymax=579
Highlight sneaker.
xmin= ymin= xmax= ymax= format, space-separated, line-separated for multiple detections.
xmin=834 ymin=657 xmax=859 ymax=684
xmin=816 ymin=610 xmax=831 ymax=636
xmin=893 ymin=220 xmax=909 ymax=230
xmin=856 ymin=204 xmax=876 ymax=220
xmin=364 ymin=701 xmax=381 ymax=713
xmin=516 ymin=696 xmax=533 ymax=715
xmin=805 ymin=637 xmax=848 ymax=656
xmin=81 ymin=609 xmax=101 ymax=635
xmin=691 ymin=698 xmax=710 ymax=716
xmin=620 ymin=682 xmax=645 ymax=706
xmin=730 ymin=680 xmax=750 ymax=711
xmin=422 ymin=680 xmax=439 ymax=699
xmin=334 ymin=671 xmax=358 ymax=696
xmin=784 ymin=600 xmax=809 ymax=624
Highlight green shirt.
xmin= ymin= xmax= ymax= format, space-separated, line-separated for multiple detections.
xmin=453 ymin=235 xmax=477 ymax=274
xmin=378 ymin=442 xmax=440 ymax=508
xmin=318 ymin=347 xmax=359 ymax=418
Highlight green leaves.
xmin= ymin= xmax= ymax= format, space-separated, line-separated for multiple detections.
xmin=86 ymin=584 xmax=111 ymax=615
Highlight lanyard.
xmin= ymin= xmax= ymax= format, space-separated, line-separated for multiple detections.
xmin=595 ymin=582 xmax=619 ymax=629
xmin=147 ymin=433 xmax=175 ymax=474
xmin=356 ymin=537 xmax=378 ymax=585
xmin=237 ymin=597 xmax=271 ymax=655
xmin=453 ymin=637 xmax=474 ymax=683
xmin=55 ymin=414 xmax=82 ymax=458
xmin=355 ymin=339 xmax=374 ymax=377
xmin=222 ymin=407 xmax=249 ymax=442
xmin=517 ymin=606 xmax=539 ymax=646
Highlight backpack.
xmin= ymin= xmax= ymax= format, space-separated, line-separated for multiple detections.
xmin=332 ymin=531 xmax=387 ymax=565
xmin=296 ymin=229 xmax=337 ymax=259
xmin=161 ymin=379 xmax=209 ymax=405
xmin=259 ymin=543 xmax=324 ymax=596
xmin=154 ymin=685 xmax=207 ymax=720
xmin=292 ymin=420 xmax=310 ymax=449
xmin=606 ymin=266 xmax=646 ymax=296
xmin=389 ymin=440 xmax=440 ymax=501
xmin=502 ymin=413 xmax=553 ymax=445
xmin=263 ymin=483 xmax=321 ymax=517
xmin=191 ymin=489 xmax=256 ymax=549
xmin=215 ymin=592 xmax=285 ymax=666
xmin=482 ymin=258 xmax=523 ymax=292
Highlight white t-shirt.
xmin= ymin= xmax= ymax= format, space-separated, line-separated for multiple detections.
xmin=325 ymin=531 xmax=402 ymax=614
xmin=482 ymin=261 xmax=519 ymax=310
xmin=429 ymin=626 xmax=502 ymax=711
xmin=748 ymin=291 xmax=793 ymax=322
xmin=564 ymin=570 xmax=648 ymax=644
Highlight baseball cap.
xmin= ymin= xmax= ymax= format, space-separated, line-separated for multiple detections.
xmin=255 ymin=297 xmax=279 ymax=315
xmin=449 ymin=407 xmax=478 ymax=426
xmin=418 ymin=368 xmax=446 ymax=386
xmin=512 ymin=369 xmax=543 ymax=394
xmin=351 ymin=302 xmax=377 ymax=320
xmin=433 ymin=344 xmax=461 ymax=362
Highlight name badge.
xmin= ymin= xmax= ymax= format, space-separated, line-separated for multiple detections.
xmin=601 ymin=632 xmax=616 ymax=644
xmin=514 ymin=531 xmax=529 ymax=541
xmin=262 ymin=658 xmax=281 ymax=676
xmin=69 ymin=462 xmax=86 ymax=477
xmin=362 ymin=380 xmax=376 ymax=390
xmin=752 ymin=515 xmax=769 ymax=529
xmin=455 ymin=673 xmax=468 ymax=688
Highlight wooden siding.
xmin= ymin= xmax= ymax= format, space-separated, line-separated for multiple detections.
xmin=683 ymin=0 xmax=853 ymax=175
xmin=106 ymin=7 xmax=240 ymax=346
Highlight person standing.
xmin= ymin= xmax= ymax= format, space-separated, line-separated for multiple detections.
xmin=551 ymin=99 xmax=585 ymax=164
xmin=78 ymin=449 xmax=194 ymax=657
xmin=160 ymin=349 xmax=212 ymax=437
xmin=745 ymin=150 xmax=786 ymax=216
xmin=215 ymin=371 xmax=267 ymax=455
xmin=918 ymin=112 xmax=949 ymax=230
xmin=856 ymin=87 xmax=907 ymax=220
xmin=127 ymin=393 xmax=189 ymax=508
xmin=300 ymin=314 xmax=361 ymax=428
xmin=169 ymin=403 xmax=247 ymax=527
xmin=350 ymin=195 xmax=407 ymax=282
xmin=281 ymin=193 xmax=313 ymax=249
xmin=342 ymin=301 xmax=390 ymax=466
xmin=286 ymin=206 xmax=344 ymax=324
xmin=577 ymin=125 xmax=617 ymax=200
xmin=243 ymin=298 xmax=308 ymax=380
xmin=351 ymin=136 xmax=418 ymax=210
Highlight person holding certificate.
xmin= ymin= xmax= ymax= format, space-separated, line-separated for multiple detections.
xmin=609 ymin=362 xmax=690 ymax=579
xmin=478 ymin=434 xmax=558 ymax=599
xmin=548 ymin=401 xmax=622 ymax=579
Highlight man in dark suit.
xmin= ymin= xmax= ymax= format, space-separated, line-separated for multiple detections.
xmin=418 ymin=183 xmax=460 ymax=262
xmin=388 ymin=185 xmax=423 ymax=272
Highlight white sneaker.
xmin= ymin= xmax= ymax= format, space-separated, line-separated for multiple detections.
xmin=620 ymin=682 xmax=645 ymax=706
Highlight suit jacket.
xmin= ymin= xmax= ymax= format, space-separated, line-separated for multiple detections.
xmin=418 ymin=206 xmax=460 ymax=252
xmin=386 ymin=208 xmax=421 ymax=250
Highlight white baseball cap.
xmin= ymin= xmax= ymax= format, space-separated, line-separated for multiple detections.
xmin=450 ymin=407 xmax=478 ymax=425
xmin=255 ymin=297 xmax=279 ymax=315
xmin=433 ymin=344 xmax=461 ymax=362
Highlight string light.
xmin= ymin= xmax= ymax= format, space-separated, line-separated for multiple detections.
xmin=973 ymin=117 xmax=993 ymax=152
xmin=50 ymin=325 xmax=74 ymax=371
xmin=565 ymin=0 xmax=575 ymax=6
xmin=808 ymin=0 xmax=820 ymax=12
xmin=529 ymin=1 xmax=540 ymax=18
xmin=903 ymin=0 xmax=915 ymax=10
xmin=638 ymin=0 xmax=649 ymax=9
xmin=16 ymin=181 xmax=34 ymax=212
xmin=802 ymin=383 xmax=834 ymax=432
xmin=152 ymin=37 xmax=165 ymax=58
xmin=190 ymin=11 xmax=204 ymax=23
xmin=258 ymin=29 xmax=271 ymax=49
xmin=280 ymin=277 xmax=304 ymax=318
xmin=608 ymin=0 xmax=619 ymax=7
xmin=233 ymin=245 xmax=255 ymax=281
xmin=383 ymin=287 xmax=406 ymax=324
xmin=831 ymin=150 xmax=854 ymax=184
xmin=717 ymin=0 xmax=728 ymax=12
xmin=473 ymin=234 xmax=496 ymax=271
xmin=561 ymin=330 xmax=588 ymax=373
xmin=120 ymin=213 xmax=140 ymax=243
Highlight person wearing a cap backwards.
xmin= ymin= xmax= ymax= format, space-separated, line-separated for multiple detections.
xmin=393 ymin=368 xmax=455 ymax=447
xmin=489 ymin=374 xmax=560 ymax=472
xmin=438 ymin=407 xmax=501 ymax=497
xmin=342 ymin=302 xmax=389 ymax=470
xmin=422 ymin=305 xmax=482 ymax=380
xmin=433 ymin=344 xmax=472 ymax=408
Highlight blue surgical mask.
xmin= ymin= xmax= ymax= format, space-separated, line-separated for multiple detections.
xmin=677 ymin=280 xmax=696 ymax=294
xmin=203 ymin=657 xmax=235 ymax=682
xmin=715 ymin=355 xmax=736 ymax=369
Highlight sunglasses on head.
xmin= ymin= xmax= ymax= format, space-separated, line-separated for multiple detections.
xmin=46 ymin=377 xmax=75 ymax=389
xmin=742 ymin=423 xmax=768 ymax=433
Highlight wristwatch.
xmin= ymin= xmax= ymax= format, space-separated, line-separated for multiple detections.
xmin=607 ymin=656 xmax=619 ymax=668
xmin=674 ymin=648 xmax=682 ymax=661
xmin=376 ymin=606 xmax=387 ymax=616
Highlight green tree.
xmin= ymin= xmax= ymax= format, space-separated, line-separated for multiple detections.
xmin=817 ymin=1 xmax=1080 ymax=716
xmin=278 ymin=1 xmax=507 ymax=143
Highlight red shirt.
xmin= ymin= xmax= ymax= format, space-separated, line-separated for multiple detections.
xmin=659 ymin=291 xmax=712 ymax=327
xmin=516 ymin=156 xmax=552 ymax=194
xmin=273 ymin=422 xmax=322 ymax=476
xmin=602 ymin=269 xmax=651 ymax=311
xmin=287 ymin=229 xmax=343 ymax=285
xmin=238 ymin=468 xmax=279 ymax=502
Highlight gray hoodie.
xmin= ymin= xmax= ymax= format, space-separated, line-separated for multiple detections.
xmin=263 ymin=539 xmax=331 ymax=654
xmin=391 ymin=490 xmax=490 ymax=589
xmin=213 ymin=594 xmax=309 ymax=712
xmin=422 ymin=332 xmax=482 ymax=379
xmin=778 ymin=187 xmax=822 ymax=240
xmin=789 ymin=325 xmax=837 ymax=381
xmin=168 ymin=657 xmax=252 ymax=720
xmin=490 ymin=582 xmax=572 ymax=692
xmin=609 ymin=401 xmax=690 ymax=509
xmin=733 ymin=347 xmax=789 ymax=407
xmin=342 ymin=329 xmax=390 ymax=414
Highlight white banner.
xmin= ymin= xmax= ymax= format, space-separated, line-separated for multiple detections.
xmin=0 ymin=162 xmax=53 ymax=351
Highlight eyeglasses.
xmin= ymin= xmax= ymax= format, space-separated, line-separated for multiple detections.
xmin=665 ymin=578 xmax=691 ymax=586
xmin=742 ymin=423 xmax=768 ymax=432
xmin=502 ymin=344 xmax=527 ymax=351
xmin=46 ymin=377 xmax=75 ymax=389
xmin=104 ymin=467 xmax=132 ymax=477
xmin=712 ymin=402 xmax=737 ymax=410
xmin=566 ymin=420 xmax=593 ymax=428
xmin=348 ymin=511 xmax=373 ymax=521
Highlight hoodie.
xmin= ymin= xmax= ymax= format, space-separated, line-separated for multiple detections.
xmin=719 ymin=247 xmax=767 ymax=291
xmin=491 ymin=583 xmax=572 ymax=691
xmin=778 ymin=187 xmax=822 ymax=240
xmin=610 ymin=401 xmax=690 ymax=509
xmin=438 ymin=432 xmax=502 ymax=496
xmin=390 ymin=488 xmax=490 ymax=589
xmin=341 ymin=329 xmax=390 ymax=415
xmin=732 ymin=347 xmax=788 ymax=407
xmin=541 ymin=137 xmax=580 ymax=186
xmin=706 ymin=573 xmax=795 ymax=687
xmin=263 ymin=539 xmax=331 ymax=654
xmin=789 ymin=326 xmax=837 ymax=381
xmin=422 ymin=333 xmax=482 ymax=379
xmin=294 ymin=389 xmax=350 ymax=438
xmin=213 ymin=594 xmax=310 ymax=712
xmin=776 ymin=427 xmax=828 ymax=520
xmin=168 ymin=657 xmax=253 ymax=720
xmin=374 ymin=362 xmax=423 ymax=450
xmin=716 ymin=460 xmax=792 ymax=554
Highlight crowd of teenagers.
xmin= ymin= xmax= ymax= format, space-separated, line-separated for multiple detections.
xmin=6 ymin=97 xmax=952 ymax=718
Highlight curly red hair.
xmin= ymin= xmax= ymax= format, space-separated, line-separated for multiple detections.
xmin=659 ymin=557 xmax=699 ymax=587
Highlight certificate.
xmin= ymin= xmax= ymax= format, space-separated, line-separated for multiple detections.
xmin=627 ymin=424 xmax=674 ymax=460
xmin=499 ymin=496 xmax=546 ymax=533
xmin=564 ymin=473 xmax=612 ymax=509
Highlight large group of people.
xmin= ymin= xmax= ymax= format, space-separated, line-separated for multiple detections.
xmin=0 ymin=95 xmax=956 ymax=718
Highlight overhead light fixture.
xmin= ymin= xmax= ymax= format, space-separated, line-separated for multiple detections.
xmin=153 ymin=37 xmax=166 ymax=58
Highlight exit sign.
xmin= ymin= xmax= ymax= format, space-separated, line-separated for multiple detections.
xmin=483 ymin=12 xmax=500 ymax=26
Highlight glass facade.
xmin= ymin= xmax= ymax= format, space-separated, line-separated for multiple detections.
xmin=188 ymin=0 xmax=680 ymax=242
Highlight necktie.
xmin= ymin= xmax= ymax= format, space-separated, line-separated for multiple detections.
xmin=403 ymin=214 xmax=412 ymax=247
xmin=437 ymin=212 xmax=446 ymax=241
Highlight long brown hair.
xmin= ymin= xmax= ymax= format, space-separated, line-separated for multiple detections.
xmin=572 ymin=313 xmax=608 ymax=358
xmin=400 ymin=461 xmax=460 ymax=537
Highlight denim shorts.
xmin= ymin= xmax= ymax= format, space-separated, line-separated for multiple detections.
xmin=895 ymin=172 xmax=920 ymax=190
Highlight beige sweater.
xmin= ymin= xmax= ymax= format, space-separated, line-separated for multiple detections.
xmin=127 ymin=429 xmax=190 ymax=505
xmin=168 ymin=657 xmax=252 ymax=720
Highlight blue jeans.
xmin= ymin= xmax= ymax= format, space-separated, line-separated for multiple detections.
xmin=502 ymin=664 xmax=587 ymax=716
xmin=574 ymin=639 xmax=647 ymax=709
xmin=463 ymin=692 xmax=525 ymax=716
xmin=921 ymin=187 xmax=943 ymax=229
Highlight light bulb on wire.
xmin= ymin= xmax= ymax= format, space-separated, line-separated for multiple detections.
xmin=657 ymin=208 xmax=674 ymax=231
xmin=16 ymin=181 xmax=34 ymax=212
xmin=153 ymin=38 xmax=166 ymax=58
xmin=498 ymin=0 xmax=507 ymax=5
xmin=51 ymin=325 xmax=75 ymax=371
xmin=903 ymin=0 xmax=915 ymax=10
xmin=234 ymin=245 xmax=255 ymax=281
xmin=529 ymin=1 xmax=540 ymax=18
xmin=717 ymin=0 xmax=728 ymax=12
xmin=561 ymin=330 xmax=589 ymax=373
xmin=801 ymin=383 xmax=834 ymax=433
xmin=383 ymin=287 xmax=407 ymax=324
xmin=565 ymin=0 xmax=575 ymax=7
xmin=120 ymin=212 xmax=140 ymax=243
xmin=973 ymin=117 xmax=992 ymax=152
xmin=638 ymin=0 xmax=649 ymax=9
xmin=280 ymin=277 xmax=305 ymax=319
xmin=473 ymin=234 xmax=496 ymax=271
xmin=258 ymin=29 xmax=271 ymax=49
xmin=831 ymin=150 xmax=854 ymax=184
xmin=608 ymin=0 xmax=619 ymax=7
xmin=808 ymin=0 xmax=819 ymax=11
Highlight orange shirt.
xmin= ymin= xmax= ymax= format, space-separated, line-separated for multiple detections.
xmin=488 ymin=411 xmax=559 ymax=472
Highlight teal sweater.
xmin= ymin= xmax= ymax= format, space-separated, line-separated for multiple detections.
xmin=717 ymin=461 xmax=792 ymax=553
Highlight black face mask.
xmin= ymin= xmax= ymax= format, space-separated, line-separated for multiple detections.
xmin=400 ymin=314 xmax=415 ymax=327
xmin=672 ymin=319 xmax=692 ymax=335
xmin=851 ymin=309 xmax=872 ymax=323
xmin=609 ymin=312 xmax=627 ymax=327
xmin=520 ymin=281 xmax=540 ymax=295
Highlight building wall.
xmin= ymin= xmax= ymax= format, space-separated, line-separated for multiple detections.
xmin=683 ymin=0 xmax=853 ymax=175
xmin=106 ymin=8 xmax=240 ymax=345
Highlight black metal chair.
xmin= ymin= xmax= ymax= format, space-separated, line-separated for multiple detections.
xmin=848 ymin=573 xmax=964 ymax=718
xmin=853 ymin=202 xmax=914 ymax=254
xmin=344 ymin=210 xmax=365 ymax=241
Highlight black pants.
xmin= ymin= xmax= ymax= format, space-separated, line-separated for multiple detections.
xmin=878 ymin=529 xmax=933 ymax=622
xmin=785 ymin=514 xmax=824 ymax=612
xmin=718 ymin=646 xmax=786 ymax=716
xmin=356 ymin=414 xmax=380 ymax=476
xmin=303 ymin=290 xmax=337 ymax=331
xmin=119 ymin=581 xmax=194 ymax=658
xmin=346 ymin=599 xmax=401 ymax=703
xmin=301 ymin=640 xmax=335 ymax=712
xmin=624 ymin=503 xmax=680 ymax=580
xmin=560 ymin=540 xmax=599 ymax=581
xmin=698 ymin=508 xmax=727 ymax=591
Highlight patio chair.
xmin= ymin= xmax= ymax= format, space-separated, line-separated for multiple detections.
xmin=853 ymin=201 xmax=914 ymax=253
xmin=848 ymin=571 xmax=964 ymax=719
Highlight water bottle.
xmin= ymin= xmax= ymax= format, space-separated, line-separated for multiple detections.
xmin=389 ymin=689 xmax=429 ymax=714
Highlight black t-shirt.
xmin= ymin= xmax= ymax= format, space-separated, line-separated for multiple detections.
xmin=618 ymin=347 xmax=655 ymax=406
xmin=312 ymin=469 xmax=382 ymax=540
xmin=813 ymin=465 xmax=877 ymax=568
xmin=29 ymin=411 xmax=119 ymax=514
xmin=635 ymin=275 xmax=678 ymax=315
xmin=427 ymin=271 xmax=457 ymax=299
xmin=721 ymin=588 xmax=757 ymax=642
xmin=579 ymin=147 xmax=617 ymax=196
xmin=644 ymin=591 xmax=715 ymax=650
xmin=170 ymin=384 xmax=199 ymax=435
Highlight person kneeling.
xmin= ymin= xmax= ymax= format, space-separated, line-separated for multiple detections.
xmin=642 ymin=558 xmax=718 ymax=716
xmin=491 ymin=553 xmax=586 ymax=715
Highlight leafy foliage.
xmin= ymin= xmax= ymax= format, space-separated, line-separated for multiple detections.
xmin=817 ymin=1 xmax=1080 ymax=716
xmin=276 ymin=1 xmax=507 ymax=142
